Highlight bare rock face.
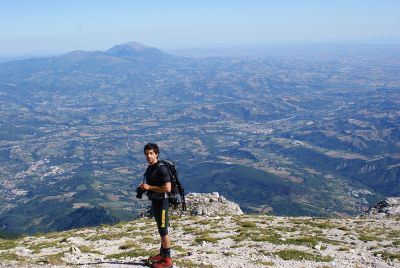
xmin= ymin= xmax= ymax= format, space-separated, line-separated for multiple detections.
xmin=365 ymin=197 xmax=400 ymax=218
xmin=181 ymin=192 xmax=244 ymax=216
xmin=138 ymin=192 xmax=243 ymax=218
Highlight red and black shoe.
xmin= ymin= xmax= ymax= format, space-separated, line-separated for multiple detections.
xmin=148 ymin=254 xmax=163 ymax=264
xmin=151 ymin=257 xmax=173 ymax=268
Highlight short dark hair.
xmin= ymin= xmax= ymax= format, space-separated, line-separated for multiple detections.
xmin=144 ymin=143 xmax=159 ymax=155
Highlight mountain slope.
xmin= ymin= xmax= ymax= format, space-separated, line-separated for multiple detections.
xmin=0 ymin=195 xmax=399 ymax=268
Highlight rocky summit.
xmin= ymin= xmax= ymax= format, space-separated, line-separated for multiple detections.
xmin=0 ymin=194 xmax=399 ymax=268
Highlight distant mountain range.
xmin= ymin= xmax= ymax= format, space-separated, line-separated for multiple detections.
xmin=0 ymin=41 xmax=399 ymax=235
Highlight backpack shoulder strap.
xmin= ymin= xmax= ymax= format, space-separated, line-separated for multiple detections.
xmin=144 ymin=162 xmax=163 ymax=182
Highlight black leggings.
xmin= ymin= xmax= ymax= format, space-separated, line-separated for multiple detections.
xmin=152 ymin=198 xmax=169 ymax=237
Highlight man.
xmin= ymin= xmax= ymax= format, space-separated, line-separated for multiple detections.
xmin=139 ymin=143 xmax=173 ymax=268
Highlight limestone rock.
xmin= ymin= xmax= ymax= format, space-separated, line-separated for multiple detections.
xmin=138 ymin=192 xmax=244 ymax=218
xmin=70 ymin=245 xmax=81 ymax=254
xmin=365 ymin=197 xmax=400 ymax=218
xmin=174 ymin=192 xmax=244 ymax=216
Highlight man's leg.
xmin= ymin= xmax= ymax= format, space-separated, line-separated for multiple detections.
xmin=159 ymin=198 xmax=171 ymax=258
xmin=149 ymin=201 xmax=163 ymax=263
xmin=152 ymin=199 xmax=173 ymax=268
xmin=161 ymin=234 xmax=170 ymax=249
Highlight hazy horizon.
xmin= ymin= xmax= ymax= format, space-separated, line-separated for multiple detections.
xmin=1 ymin=42 xmax=400 ymax=63
xmin=1 ymin=0 xmax=400 ymax=58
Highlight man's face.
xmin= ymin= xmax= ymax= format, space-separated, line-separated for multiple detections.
xmin=145 ymin=149 xmax=158 ymax=165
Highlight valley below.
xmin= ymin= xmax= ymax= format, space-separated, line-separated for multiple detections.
xmin=0 ymin=42 xmax=399 ymax=235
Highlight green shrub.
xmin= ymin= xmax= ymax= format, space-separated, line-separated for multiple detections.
xmin=194 ymin=234 xmax=219 ymax=244
xmin=392 ymin=240 xmax=400 ymax=246
xmin=273 ymin=249 xmax=333 ymax=262
xmin=175 ymin=260 xmax=214 ymax=268
xmin=105 ymin=249 xmax=152 ymax=259
xmin=42 ymin=252 xmax=66 ymax=265
xmin=374 ymin=251 xmax=400 ymax=261
xmin=118 ymin=241 xmax=139 ymax=250
xmin=0 ymin=239 xmax=18 ymax=250
xmin=240 ymin=221 xmax=257 ymax=228
xmin=359 ymin=234 xmax=381 ymax=242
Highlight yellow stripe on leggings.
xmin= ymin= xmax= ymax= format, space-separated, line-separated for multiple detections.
xmin=161 ymin=209 xmax=166 ymax=228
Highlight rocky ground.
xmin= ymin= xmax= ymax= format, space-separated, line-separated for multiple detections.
xmin=1 ymin=194 xmax=399 ymax=268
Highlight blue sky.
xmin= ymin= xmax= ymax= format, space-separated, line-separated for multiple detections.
xmin=1 ymin=0 xmax=399 ymax=56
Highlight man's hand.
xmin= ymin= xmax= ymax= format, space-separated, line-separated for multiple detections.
xmin=140 ymin=183 xmax=150 ymax=191
xmin=140 ymin=182 xmax=171 ymax=193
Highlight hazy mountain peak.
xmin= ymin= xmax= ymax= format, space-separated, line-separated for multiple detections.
xmin=61 ymin=50 xmax=99 ymax=58
xmin=114 ymin=41 xmax=152 ymax=51
xmin=106 ymin=41 xmax=163 ymax=59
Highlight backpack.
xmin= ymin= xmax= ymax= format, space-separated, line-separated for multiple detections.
xmin=157 ymin=159 xmax=187 ymax=211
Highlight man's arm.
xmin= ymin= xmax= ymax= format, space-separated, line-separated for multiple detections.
xmin=140 ymin=182 xmax=171 ymax=193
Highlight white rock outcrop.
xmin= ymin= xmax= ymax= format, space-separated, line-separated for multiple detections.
xmin=139 ymin=192 xmax=244 ymax=218
xmin=365 ymin=197 xmax=400 ymax=218
xmin=183 ymin=192 xmax=244 ymax=216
